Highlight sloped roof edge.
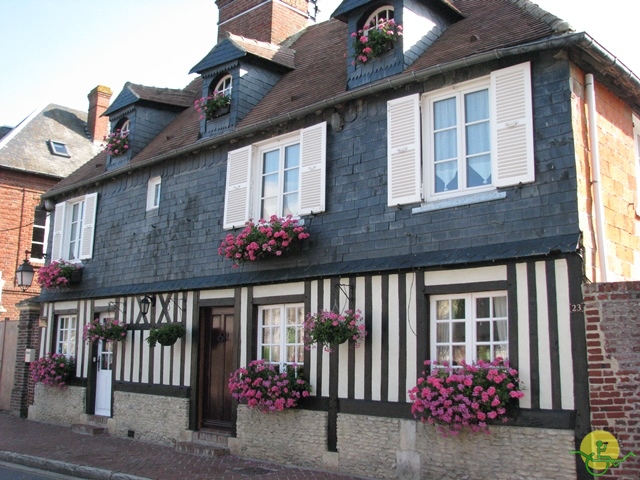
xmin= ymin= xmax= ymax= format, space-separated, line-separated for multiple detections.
xmin=0 ymin=105 xmax=45 ymax=150
xmin=42 ymin=31 xmax=640 ymax=200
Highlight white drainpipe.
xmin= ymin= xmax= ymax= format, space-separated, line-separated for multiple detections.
xmin=585 ymin=73 xmax=608 ymax=282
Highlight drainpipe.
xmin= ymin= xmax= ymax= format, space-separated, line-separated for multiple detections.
xmin=585 ymin=73 xmax=608 ymax=282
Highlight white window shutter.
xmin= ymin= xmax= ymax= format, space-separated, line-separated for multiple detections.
xmin=299 ymin=122 xmax=326 ymax=216
xmin=79 ymin=193 xmax=98 ymax=260
xmin=492 ymin=62 xmax=535 ymax=187
xmin=50 ymin=202 xmax=66 ymax=261
xmin=223 ymin=146 xmax=252 ymax=229
xmin=387 ymin=94 xmax=422 ymax=206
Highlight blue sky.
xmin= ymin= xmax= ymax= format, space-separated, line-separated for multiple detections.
xmin=1 ymin=0 xmax=637 ymax=128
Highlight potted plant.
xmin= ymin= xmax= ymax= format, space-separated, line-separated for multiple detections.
xmin=218 ymin=214 xmax=310 ymax=267
xmin=83 ymin=318 xmax=127 ymax=343
xmin=194 ymin=91 xmax=231 ymax=121
xmin=30 ymin=354 xmax=75 ymax=389
xmin=103 ymin=128 xmax=129 ymax=156
xmin=351 ymin=17 xmax=403 ymax=65
xmin=36 ymin=260 xmax=83 ymax=289
xmin=303 ymin=309 xmax=366 ymax=352
xmin=228 ymin=359 xmax=311 ymax=412
xmin=146 ymin=323 xmax=186 ymax=347
xmin=409 ymin=357 xmax=525 ymax=436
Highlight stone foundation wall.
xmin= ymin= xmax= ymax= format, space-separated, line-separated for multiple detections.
xmin=29 ymin=383 xmax=85 ymax=426
xmin=112 ymin=391 xmax=189 ymax=445
xmin=235 ymin=409 xmax=577 ymax=479
xmin=233 ymin=405 xmax=328 ymax=468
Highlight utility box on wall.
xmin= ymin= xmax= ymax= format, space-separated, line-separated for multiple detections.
xmin=24 ymin=348 xmax=35 ymax=363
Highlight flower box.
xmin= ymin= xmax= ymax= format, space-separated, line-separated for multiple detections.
xmin=351 ymin=18 xmax=403 ymax=65
xmin=36 ymin=261 xmax=84 ymax=289
xmin=103 ymin=129 xmax=129 ymax=157
xmin=195 ymin=91 xmax=231 ymax=121
xmin=30 ymin=354 xmax=75 ymax=389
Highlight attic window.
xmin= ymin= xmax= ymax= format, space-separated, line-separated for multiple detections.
xmin=117 ymin=118 xmax=130 ymax=134
xmin=49 ymin=140 xmax=70 ymax=157
xmin=213 ymin=74 xmax=232 ymax=97
xmin=364 ymin=6 xmax=394 ymax=27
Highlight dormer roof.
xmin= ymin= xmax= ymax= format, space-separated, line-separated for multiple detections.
xmin=190 ymin=33 xmax=296 ymax=75
xmin=104 ymin=82 xmax=196 ymax=116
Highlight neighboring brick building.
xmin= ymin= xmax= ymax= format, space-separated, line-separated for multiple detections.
xmin=28 ymin=1 xmax=640 ymax=479
xmin=0 ymin=86 xmax=111 ymax=411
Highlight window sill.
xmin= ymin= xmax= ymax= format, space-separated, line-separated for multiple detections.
xmin=412 ymin=190 xmax=506 ymax=214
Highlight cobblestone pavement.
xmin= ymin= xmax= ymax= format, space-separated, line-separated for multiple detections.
xmin=0 ymin=412 xmax=370 ymax=480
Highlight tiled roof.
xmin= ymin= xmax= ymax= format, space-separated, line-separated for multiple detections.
xmin=0 ymin=104 xmax=102 ymax=178
xmin=104 ymin=82 xmax=197 ymax=116
xmin=46 ymin=0 xmax=610 ymax=196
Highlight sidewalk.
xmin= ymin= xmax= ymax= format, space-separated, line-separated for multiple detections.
xmin=0 ymin=412 xmax=368 ymax=480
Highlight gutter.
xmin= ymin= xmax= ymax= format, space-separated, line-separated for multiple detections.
xmin=43 ymin=31 xmax=640 ymax=200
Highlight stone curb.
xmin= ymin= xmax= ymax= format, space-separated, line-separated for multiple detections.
xmin=0 ymin=450 xmax=150 ymax=480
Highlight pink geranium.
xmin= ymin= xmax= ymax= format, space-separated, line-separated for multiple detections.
xmin=303 ymin=309 xmax=367 ymax=352
xmin=36 ymin=260 xmax=83 ymax=289
xmin=409 ymin=358 xmax=525 ymax=436
xmin=30 ymin=353 xmax=75 ymax=389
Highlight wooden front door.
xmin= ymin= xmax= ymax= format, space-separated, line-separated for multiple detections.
xmin=199 ymin=307 xmax=235 ymax=430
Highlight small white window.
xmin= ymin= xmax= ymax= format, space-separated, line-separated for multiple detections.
xmin=56 ymin=315 xmax=77 ymax=357
xmin=146 ymin=176 xmax=161 ymax=211
xmin=49 ymin=140 xmax=70 ymax=157
xmin=431 ymin=291 xmax=508 ymax=366
xmin=258 ymin=304 xmax=305 ymax=371
xmin=51 ymin=193 xmax=98 ymax=261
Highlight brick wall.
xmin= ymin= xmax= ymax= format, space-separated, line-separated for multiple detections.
xmin=583 ymin=282 xmax=640 ymax=479
xmin=10 ymin=298 xmax=41 ymax=417
xmin=571 ymin=64 xmax=640 ymax=282
xmin=0 ymin=168 xmax=56 ymax=320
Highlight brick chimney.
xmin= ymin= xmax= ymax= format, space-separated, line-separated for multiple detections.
xmin=87 ymin=85 xmax=112 ymax=143
xmin=216 ymin=0 xmax=310 ymax=44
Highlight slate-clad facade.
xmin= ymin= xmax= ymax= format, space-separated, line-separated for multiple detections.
xmin=29 ymin=1 xmax=640 ymax=479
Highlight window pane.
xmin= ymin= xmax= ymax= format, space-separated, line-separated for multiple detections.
xmin=262 ymin=345 xmax=271 ymax=361
xmin=263 ymin=150 xmax=279 ymax=173
xmin=476 ymin=297 xmax=490 ymax=318
xmin=286 ymin=327 xmax=297 ymax=344
xmin=435 ymin=161 xmax=458 ymax=193
xmin=261 ymin=197 xmax=278 ymax=219
xmin=284 ymin=144 xmax=299 ymax=169
xmin=451 ymin=299 xmax=465 ymax=319
xmin=31 ymin=244 xmax=44 ymax=258
xmin=466 ymin=122 xmax=490 ymax=156
xmin=283 ymin=193 xmax=298 ymax=217
xmin=434 ymin=98 xmax=456 ymax=129
xmin=476 ymin=321 xmax=490 ymax=342
xmin=271 ymin=345 xmax=281 ymax=363
xmin=436 ymin=300 xmax=450 ymax=320
xmin=495 ymin=344 xmax=508 ymax=359
xmin=32 ymin=227 xmax=45 ymax=243
xmin=284 ymin=169 xmax=299 ymax=193
xmin=262 ymin=173 xmax=279 ymax=198
xmin=452 ymin=322 xmax=466 ymax=342
xmin=436 ymin=323 xmax=449 ymax=342
xmin=436 ymin=346 xmax=450 ymax=363
xmin=467 ymin=154 xmax=491 ymax=187
xmin=476 ymin=345 xmax=490 ymax=361
xmin=434 ymin=130 xmax=457 ymax=161
xmin=464 ymin=89 xmax=489 ymax=123
xmin=494 ymin=296 xmax=507 ymax=317
xmin=452 ymin=346 xmax=465 ymax=366
xmin=495 ymin=320 xmax=508 ymax=342
xmin=262 ymin=327 xmax=271 ymax=343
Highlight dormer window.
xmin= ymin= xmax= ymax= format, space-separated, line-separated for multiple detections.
xmin=352 ymin=6 xmax=402 ymax=65
xmin=215 ymin=74 xmax=232 ymax=98
xmin=195 ymin=74 xmax=232 ymax=122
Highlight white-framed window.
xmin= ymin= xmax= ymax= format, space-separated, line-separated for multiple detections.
xmin=51 ymin=193 xmax=98 ymax=261
xmin=117 ymin=118 xmax=130 ymax=134
xmin=430 ymin=291 xmax=508 ymax=366
xmin=633 ymin=114 xmax=640 ymax=216
xmin=258 ymin=304 xmax=305 ymax=370
xmin=48 ymin=140 xmax=70 ymax=157
xmin=387 ymin=62 xmax=534 ymax=208
xmin=146 ymin=176 xmax=161 ymax=211
xmin=223 ymin=122 xmax=327 ymax=229
xmin=365 ymin=5 xmax=394 ymax=27
xmin=56 ymin=315 xmax=77 ymax=357
xmin=214 ymin=74 xmax=232 ymax=97
xmin=30 ymin=206 xmax=49 ymax=262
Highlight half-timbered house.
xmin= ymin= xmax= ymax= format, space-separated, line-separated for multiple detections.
xmin=29 ymin=0 xmax=640 ymax=478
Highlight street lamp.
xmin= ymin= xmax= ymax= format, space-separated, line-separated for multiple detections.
xmin=140 ymin=295 xmax=155 ymax=316
xmin=15 ymin=252 xmax=35 ymax=292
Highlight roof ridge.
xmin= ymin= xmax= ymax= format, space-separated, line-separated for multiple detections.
xmin=506 ymin=0 xmax=574 ymax=34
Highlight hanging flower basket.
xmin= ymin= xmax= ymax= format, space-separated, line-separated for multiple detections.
xmin=83 ymin=318 xmax=127 ymax=343
xmin=303 ymin=309 xmax=366 ymax=352
xmin=228 ymin=359 xmax=311 ymax=412
xmin=36 ymin=261 xmax=83 ymax=289
xmin=30 ymin=354 xmax=75 ymax=389
xmin=351 ymin=18 xmax=403 ymax=65
xmin=409 ymin=358 xmax=525 ymax=436
xmin=146 ymin=323 xmax=186 ymax=347
xmin=218 ymin=215 xmax=310 ymax=267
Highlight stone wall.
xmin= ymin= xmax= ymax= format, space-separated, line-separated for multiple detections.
xmin=583 ymin=282 xmax=640 ymax=479
xmin=234 ymin=409 xmax=577 ymax=479
xmin=112 ymin=391 xmax=189 ymax=445
xmin=29 ymin=383 xmax=85 ymax=426
xmin=233 ymin=406 xmax=328 ymax=468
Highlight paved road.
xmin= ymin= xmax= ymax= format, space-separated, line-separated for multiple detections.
xmin=0 ymin=462 xmax=78 ymax=480
xmin=0 ymin=412 xmax=369 ymax=480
